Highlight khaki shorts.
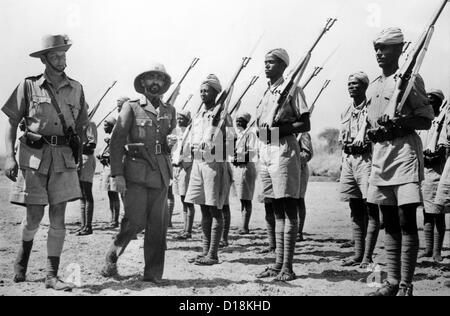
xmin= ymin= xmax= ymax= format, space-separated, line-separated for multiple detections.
xmin=78 ymin=154 xmax=96 ymax=183
xmin=11 ymin=167 xmax=82 ymax=206
xmin=231 ymin=162 xmax=257 ymax=201
xmin=185 ymin=161 xmax=232 ymax=209
xmin=422 ymin=166 xmax=444 ymax=214
xmin=259 ymin=135 xmax=301 ymax=199
xmin=339 ymin=153 xmax=371 ymax=202
xmin=173 ymin=166 xmax=192 ymax=197
xmin=299 ymin=164 xmax=310 ymax=199
xmin=367 ymin=182 xmax=422 ymax=206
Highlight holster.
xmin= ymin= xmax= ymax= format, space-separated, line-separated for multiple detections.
xmin=125 ymin=143 xmax=158 ymax=170
xmin=67 ymin=132 xmax=81 ymax=165
xmin=23 ymin=132 xmax=45 ymax=149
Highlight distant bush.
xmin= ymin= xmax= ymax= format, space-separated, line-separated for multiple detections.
xmin=309 ymin=129 xmax=342 ymax=179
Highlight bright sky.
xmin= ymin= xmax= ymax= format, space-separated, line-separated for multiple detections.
xmin=0 ymin=0 xmax=449 ymax=153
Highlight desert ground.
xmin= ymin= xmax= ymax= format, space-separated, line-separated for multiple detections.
xmin=0 ymin=173 xmax=449 ymax=296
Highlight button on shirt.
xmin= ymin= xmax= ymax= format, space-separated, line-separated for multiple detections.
xmin=366 ymin=73 xmax=434 ymax=186
xmin=340 ymin=100 xmax=368 ymax=144
xmin=1 ymin=73 xmax=89 ymax=175
xmin=257 ymin=77 xmax=309 ymax=128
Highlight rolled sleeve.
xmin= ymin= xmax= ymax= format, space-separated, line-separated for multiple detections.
xmin=1 ymin=81 xmax=27 ymax=124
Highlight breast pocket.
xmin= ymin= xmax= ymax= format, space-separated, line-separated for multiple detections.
xmin=30 ymin=95 xmax=52 ymax=117
xmin=135 ymin=118 xmax=153 ymax=140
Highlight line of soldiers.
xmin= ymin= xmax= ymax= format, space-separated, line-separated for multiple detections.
xmin=2 ymin=29 xmax=449 ymax=295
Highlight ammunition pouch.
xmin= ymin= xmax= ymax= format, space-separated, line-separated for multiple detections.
xmin=367 ymin=125 xmax=414 ymax=143
xmin=343 ymin=143 xmax=371 ymax=156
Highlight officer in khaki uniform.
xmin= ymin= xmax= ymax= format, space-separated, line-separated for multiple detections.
xmin=2 ymin=35 xmax=88 ymax=291
xmin=418 ymin=89 xmax=448 ymax=262
xmin=101 ymin=63 xmax=176 ymax=282
xmin=365 ymin=28 xmax=434 ymax=296
xmin=339 ymin=72 xmax=380 ymax=269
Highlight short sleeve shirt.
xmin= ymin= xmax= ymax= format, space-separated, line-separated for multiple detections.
xmin=366 ymin=73 xmax=434 ymax=186
xmin=257 ymin=77 xmax=309 ymax=128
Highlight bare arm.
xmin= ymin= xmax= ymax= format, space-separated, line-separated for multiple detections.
xmin=4 ymin=118 xmax=19 ymax=181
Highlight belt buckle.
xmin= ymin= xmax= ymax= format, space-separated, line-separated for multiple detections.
xmin=155 ymin=143 xmax=162 ymax=155
xmin=50 ymin=136 xmax=58 ymax=146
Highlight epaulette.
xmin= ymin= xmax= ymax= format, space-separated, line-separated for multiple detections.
xmin=25 ymin=74 xmax=43 ymax=81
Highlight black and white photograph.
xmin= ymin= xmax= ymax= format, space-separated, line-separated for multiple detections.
xmin=0 ymin=0 xmax=449 ymax=298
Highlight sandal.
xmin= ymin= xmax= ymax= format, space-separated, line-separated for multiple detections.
xmin=256 ymin=266 xmax=281 ymax=279
xmin=194 ymin=257 xmax=219 ymax=266
xmin=256 ymin=247 xmax=275 ymax=255
xmin=341 ymin=258 xmax=362 ymax=267
xmin=188 ymin=255 xmax=204 ymax=263
xmin=274 ymin=270 xmax=296 ymax=282
xmin=359 ymin=260 xmax=374 ymax=269
xmin=175 ymin=233 xmax=192 ymax=240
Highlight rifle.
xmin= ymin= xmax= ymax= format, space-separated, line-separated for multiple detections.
xmin=181 ymin=94 xmax=194 ymax=112
xmin=230 ymin=76 xmax=259 ymax=119
xmin=165 ymin=58 xmax=200 ymax=106
xmin=88 ymin=81 xmax=117 ymax=120
xmin=426 ymin=100 xmax=449 ymax=152
xmin=296 ymin=80 xmax=331 ymax=143
xmin=301 ymin=45 xmax=340 ymax=90
xmin=96 ymin=106 xmax=118 ymax=128
xmin=267 ymin=18 xmax=337 ymax=127
xmin=309 ymin=79 xmax=331 ymax=115
xmin=384 ymin=0 xmax=448 ymax=118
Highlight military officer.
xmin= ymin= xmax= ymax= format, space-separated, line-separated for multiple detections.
xmin=418 ymin=89 xmax=448 ymax=262
xmin=2 ymin=34 xmax=88 ymax=291
xmin=101 ymin=63 xmax=177 ymax=283
xmin=339 ymin=72 xmax=380 ymax=269
xmin=255 ymin=49 xmax=311 ymax=282
xmin=365 ymin=28 xmax=434 ymax=296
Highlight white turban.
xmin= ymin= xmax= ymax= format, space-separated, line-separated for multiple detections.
xmin=348 ymin=72 xmax=370 ymax=87
xmin=266 ymin=48 xmax=290 ymax=67
xmin=201 ymin=74 xmax=222 ymax=93
xmin=373 ymin=27 xmax=404 ymax=45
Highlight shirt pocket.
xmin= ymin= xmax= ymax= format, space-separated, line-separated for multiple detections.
xmin=18 ymin=140 xmax=44 ymax=170
xmin=135 ymin=118 xmax=152 ymax=139
xmin=30 ymin=95 xmax=52 ymax=117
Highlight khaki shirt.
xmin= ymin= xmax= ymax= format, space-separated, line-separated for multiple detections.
xmin=418 ymin=114 xmax=448 ymax=152
xmin=366 ymin=73 xmax=434 ymax=186
xmin=339 ymin=100 xmax=368 ymax=144
xmin=110 ymin=99 xmax=176 ymax=187
xmin=257 ymin=77 xmax=309 ymax=127
xmin=189 ymin=105 xmax=235 ymax=154
xmin=235 ymin=127 xmax=258 ymax=162
xmin=1 ymin=73 xmax=89 ymax=174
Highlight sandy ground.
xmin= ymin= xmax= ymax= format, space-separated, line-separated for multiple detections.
xmin=0 ymin=174 xmax=449 ymax=296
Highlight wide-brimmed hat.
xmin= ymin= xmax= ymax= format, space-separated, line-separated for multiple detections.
xmin=134 ymin=63 xmax=172 ymax=95
xmin=30 ymin=34 xmax=72 ymax=58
